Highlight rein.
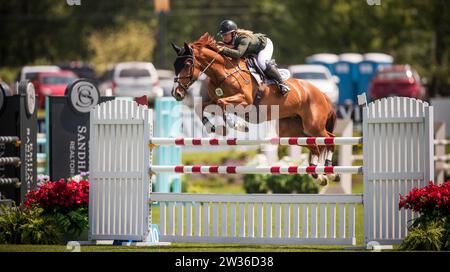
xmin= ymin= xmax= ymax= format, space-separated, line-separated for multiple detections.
xmin=175 ymin=45 xmax=252 ymax=92
xmin=221 ymin=56 xmax=250 ymax=86
xmin=174 ymin=52 xmax=218 ymax=91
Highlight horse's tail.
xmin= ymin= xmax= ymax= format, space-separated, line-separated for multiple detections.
xmin=325 ymin=98 xmax=337 ymax=134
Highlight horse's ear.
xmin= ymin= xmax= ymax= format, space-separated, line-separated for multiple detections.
xmin=171 ymin=43 xmax=182 ymax=55
xmin=184 ymin=42 xmax=192 ymax=54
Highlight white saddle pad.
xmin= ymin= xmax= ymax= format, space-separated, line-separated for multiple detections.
xmin=248 ymin=66 xmax=291 ymax=85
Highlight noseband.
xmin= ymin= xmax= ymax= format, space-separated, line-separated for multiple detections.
xmin=174 ymin=55 xmax=195 ymax=91
xmin=174 ymin=50 xmax=218 ymax=92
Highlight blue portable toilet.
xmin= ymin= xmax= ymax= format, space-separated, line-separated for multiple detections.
xmin=305 ymin=53 xmax=339 ymax=75
xmin=357 ymin=53 xmax=393 ymax=98
xmin=334 ymin=53 xmax=363 ymax=105
xmin=154 ymin=97 xmax=182 ymax=193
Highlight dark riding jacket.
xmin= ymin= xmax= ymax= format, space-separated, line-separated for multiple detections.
xmin=221 ymin=33 xmax=267 ymax=59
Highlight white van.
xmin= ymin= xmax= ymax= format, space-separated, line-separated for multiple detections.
xmin=108 ymin=62 xmax=163 ymax=99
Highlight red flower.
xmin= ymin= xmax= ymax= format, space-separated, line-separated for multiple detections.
xmin=399 ymin=181 xmax=450 ymax=218
xmin=24 ymin=177 xmax=90 ymax=212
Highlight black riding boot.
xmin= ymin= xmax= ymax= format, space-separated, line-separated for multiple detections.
xmin=263 ymin=63 xmax=290 ymax=96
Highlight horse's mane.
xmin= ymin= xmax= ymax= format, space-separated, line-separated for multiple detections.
xmin=191 ymin=32 xmax=219 ymax=52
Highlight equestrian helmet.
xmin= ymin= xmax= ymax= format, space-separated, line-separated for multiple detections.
xmin=218 ymin=20 xmax=238 ymax=35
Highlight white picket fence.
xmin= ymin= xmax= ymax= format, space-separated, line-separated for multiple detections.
xmin=88 ymin=96 xmax=434 ymax=246
xmin=153 ymin=193 xmax=362 ymax=245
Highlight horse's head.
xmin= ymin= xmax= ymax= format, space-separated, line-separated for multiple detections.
xmin=171 ymin=42 xmax=198 ymax=101
xmin=172 ymin=33 xmax=220 ymax=101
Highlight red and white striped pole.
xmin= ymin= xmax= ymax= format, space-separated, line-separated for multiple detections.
xmin=149 ymin=165 xmax=363 ymax=175
xmin=149 ymin=137 xmax=362 ymax=146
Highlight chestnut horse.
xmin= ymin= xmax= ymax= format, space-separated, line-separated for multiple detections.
xmin=171 ymin=33 xmax=337 ymax=185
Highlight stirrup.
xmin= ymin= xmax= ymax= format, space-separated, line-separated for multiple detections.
xmin=278 ymin=83 xmax=290 ymax=96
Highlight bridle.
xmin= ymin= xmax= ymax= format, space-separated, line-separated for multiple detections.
xmin=173 ymin=44 xmax=250 ymax=94
xmin=174 ymin=50 xmax=218 ymax=92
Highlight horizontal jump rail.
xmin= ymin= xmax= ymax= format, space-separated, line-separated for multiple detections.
xmin=435 ymin=155 xmax=450 ymax=162
xmin=434 ymin=139 xmax=450 ymax=145
xmin=0 ymin=157 xmax=21 ymax=166
xmin=151 ymin=193 xmax=364 ymax=204
xmin=149 ymin=165 xmax=363 ymax=174
xmin=0 ymin=178 xmax=20 ymax=186
xmin=149 ymin=137 xmax=363 ymax=146
xmin=0 ymin=136 xmax=20 ymax=146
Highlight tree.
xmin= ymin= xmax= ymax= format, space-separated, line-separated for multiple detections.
xmin=88 ymin=20 xmax=157 ymax=73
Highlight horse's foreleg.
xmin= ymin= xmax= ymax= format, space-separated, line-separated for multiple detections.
xmin=217 ymin=94 xmax=250 ymax=132
xmin=196 ymin=100 xmax=225 ymax=135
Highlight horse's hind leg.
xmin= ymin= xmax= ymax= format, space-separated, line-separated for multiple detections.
xmin=303 ymin=127 xmax=331 ymax=186
xmin=308 ymin=145 xmax=328 ymax=186
xmin=324 ymin=131 xmax=336 ymax=167
xmin=324 ymin=131 xmax=340 ymax=182
xmin=279 ymin=116 xmax=328 ymax=186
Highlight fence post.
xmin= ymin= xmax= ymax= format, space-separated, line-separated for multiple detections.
xmin=434 ymin=122 xmax=445 ymax=184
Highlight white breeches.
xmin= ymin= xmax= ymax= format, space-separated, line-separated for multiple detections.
xmin=257 ymin=38 xmax=273 ymax=71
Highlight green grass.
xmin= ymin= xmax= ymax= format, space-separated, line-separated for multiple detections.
xmin=182 ymin=149 xmax=257 ymax=165
xmin=202 ymin=184 xmax=245 ymax=194
xmin=0 ymin=243 xmax=366 ymax=252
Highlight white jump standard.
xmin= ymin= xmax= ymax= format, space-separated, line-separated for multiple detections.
xmin=88 ymin=96 xmax=434 ymax=247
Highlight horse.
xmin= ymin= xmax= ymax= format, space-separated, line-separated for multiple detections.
xmin=171 ymin=33 xmax=338 ymax=186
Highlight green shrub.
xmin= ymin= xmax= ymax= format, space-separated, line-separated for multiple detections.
xmin=243 ymin=174 xmax=268 ymax=194
xmin=226 ymin=177 xmax=236 ymax=184
xmin=181 ymin=176 xmax=190 ymax=193
xmin=286 ymin=175 xmax=319 ymax=194
xmin=399 ymin=181 xmax=450 ymax=251
xmin=267 ymin=175 xmax=319 ymax=194
xmin=0 ymin=205 xmax=61 ymax=244
xmin=243 ymin=174 xmax=319 ymax=194
xmin=277 ymin=146 xmax=288 ymax=159
xmin=400 ymin=221 xmax=445 ymax=251
xmin=266 ymin=175 xmax=291 ymax=193
xmin=52 ymin=208 xmax=88 ymax=240
xmin=444 ymin=221 xmax=450 ymax=250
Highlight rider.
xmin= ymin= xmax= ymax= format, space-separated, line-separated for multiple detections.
xmin=216 ymin=19 xmax=290 ymax=96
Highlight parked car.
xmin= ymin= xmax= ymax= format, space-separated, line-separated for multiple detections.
xmin=58 ymin=61 xmax=97 ymax=83
xmin=157 ymin=69 xmax=175 ymax=97
xmin=31 ymin=71 xmax=78 ymax=108
xmin=369 ymin=65 xmax=425 ymax=100
xmin=98 ymin=66 xmax=115 ymax=96
xmin=17 ymin=65 xmax=61 ymax=82
xmin=289 ymin=64 xmax=340 ymax=104
xmin=98 ymin=62 xmax=163 ymax=100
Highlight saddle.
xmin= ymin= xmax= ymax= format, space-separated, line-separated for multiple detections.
xmin=244 ymin=57 xmax=291 ymax=105
xmin=245 ymin=57 xmax=291 ymax=85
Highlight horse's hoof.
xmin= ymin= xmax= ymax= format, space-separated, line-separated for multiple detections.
xmin=312 ymin=173 xmax=319 ymax=179
xmin=235 ymin=122 xmax=249 ymax=132
xmin=318 ymin=175 xmax=328 ymax=186
xmin=333 ymin=174 xmax=341 ymax=182
xmin=328 ymin=173 xmax=340 ymax=182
